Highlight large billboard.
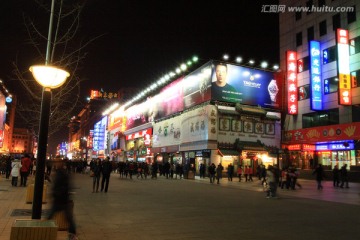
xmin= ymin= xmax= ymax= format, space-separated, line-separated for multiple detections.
xmin=210 ymin=62 xmax=281 ymax=109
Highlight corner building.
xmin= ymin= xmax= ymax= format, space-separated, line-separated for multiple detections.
xmin=279 ymin=0 xmax=360 ymax=170
xmin=108 ymin=60 xmax=282 ymax=177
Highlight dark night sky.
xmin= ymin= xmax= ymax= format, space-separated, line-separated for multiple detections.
xmin=0 ymin=0 xmax=279 ymax=154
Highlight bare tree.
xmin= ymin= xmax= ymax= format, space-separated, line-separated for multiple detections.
xmin=11 ymin=0 xmax=101 ymax=137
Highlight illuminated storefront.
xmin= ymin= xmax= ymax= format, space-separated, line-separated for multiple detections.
xmin=284 ymin=122 xmax=360 ymax=169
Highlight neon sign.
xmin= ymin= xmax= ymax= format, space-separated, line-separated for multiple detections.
xmin=286 ymin=51 xmax=298 ymax=114
xmin=309 ymin=41 xmax=322 ymax=110
xmin=336 ymin=29 xmax=351 ymax=105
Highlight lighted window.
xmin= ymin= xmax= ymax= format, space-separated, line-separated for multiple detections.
xmin=324 ymin=76 xmax=339 ymax=94
xmin=323 ymin=46 xmax=337 ymax=64
xmin=306 ymin=0 xmax=313 ymax=15
xmin=296 ymin=32 xmax=303 ymax=47
xmin=350 ymin=36 xmax=360 ymax=55
xmin=298 ymin=85 xmax=310 ymax=100
xmin=352 ymin=105 xmax=360 ymax=122
xmin=332 ymin=13 xmax=341 ymax=31
xmin=307 ymin=26 xmax=314 ymax=41
xmin=297 ymin=56 xmax=309 ymax=73
xmin=347 ymin=5 xmax=356 ymax=24
xmin=302 ymin=108 xmax=339 ymax=128
xmin=318 ymin=0 xmax=325 ymax=7
xmin=351 ymin=69 xmax=360 ymax=88
xmin=319 ymin=20 xmax=327 ymax=36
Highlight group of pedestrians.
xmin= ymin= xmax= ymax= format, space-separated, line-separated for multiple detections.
xmin=313 ymin=163 xmax=350 ymax=190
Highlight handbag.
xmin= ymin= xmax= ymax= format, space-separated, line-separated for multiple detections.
xmin=90 ymin=170 xmax=95 ymax=177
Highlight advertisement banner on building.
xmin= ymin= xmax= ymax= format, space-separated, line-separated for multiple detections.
xmin=309 ymin=40 xmax=323 ymax=110
xmin=152 ymin=116 xmax=182 ymax=147
xmin=154 ymin=77 xmax=184 ymax=120
xmin=181 ymin=105 xmax=217 ymax=143
xmin=183 ymin=62 xmax=212 ymax=109
xmin=286 ymin=51 xmax=298 ymax=114
xmin=284 ymin=122 xmax=360 ymax=144
xmin=336 ymin=28 xmax=351 ymax=105
xmin=93 ymin=116 xmax=107 ymax=151
xmin=211 ymin=62 xmax=281 ymax=109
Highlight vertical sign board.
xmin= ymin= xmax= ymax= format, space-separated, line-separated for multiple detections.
xmin=286 ymin=51 xmax=298 ymax=114
xmin=309 ymin=41 xmax=323 ymax=110
xmin=337 ymin=29 xmax=351 ymax=105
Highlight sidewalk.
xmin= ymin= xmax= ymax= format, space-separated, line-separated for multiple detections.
xmin=1 ymin=173 xmax=359 ymax=240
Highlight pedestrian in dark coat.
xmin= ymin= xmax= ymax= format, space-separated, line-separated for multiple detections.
xmin=101 ymin=157 xmax=112 ymax=193
xmin=47 ymin=161 xmax=78 ymax=240
xmin=312 ymin=164 xmax=325 ymax=190
xmin=340 ymin=164 xmax=349 ymax=188
xmin=216 ymin=163 xmax=224 ymax=184
xmin=91 ymin=158 xmax=102 ymax=192
xmin=332 ymin=164 xmax=340 ymax=187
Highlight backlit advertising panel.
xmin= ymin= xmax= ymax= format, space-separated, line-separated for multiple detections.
xmin=210 ymin=62 xmax=280 ymax=109
xmin=93 ymin=116 xmax=107 ymax=151
xmin=183 ymin=63 xmax=212 ymax=109
xmin=309 ymin=41 xmax=323 ymax=110
xmin=154 ymin=77 xmax=184 ymax=120
xmin=286 ymin=51 xmax=298 ymax=114
xmin=337 ymin=29 xmax=351 ymax=105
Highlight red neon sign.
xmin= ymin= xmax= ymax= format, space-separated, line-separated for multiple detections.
xmin=286 ymin=51 xmax=298 ymax=114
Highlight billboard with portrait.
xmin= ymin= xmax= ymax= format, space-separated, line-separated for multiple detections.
xmin=210 ymin=62 xmax=281 ymax=109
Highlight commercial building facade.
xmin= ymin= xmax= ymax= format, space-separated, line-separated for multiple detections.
xmin=279 ymin=0 xmax=360 ymax=170
xmin=103 ymin=60 xmax=282 ymax=176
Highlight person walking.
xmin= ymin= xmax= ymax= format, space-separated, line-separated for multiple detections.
xmin=216 ymin=163 xmax=224 ymax=184
xmin=265 ymin=165 xmax=276 ymax=198
xmin=47 ymin=160 xmax=78 ymax=240
xmin=227 ymin=163 xmax=234 ymax=181
xmin=244 ymin=165 xmax=249 ymax=182
xmin=208 ymin=163 xmax=216 ymax=183
xmin=5 ymin=156 xmax=12 ymax=179
xmin=340 ymin=164 xmax=349 ymax=188
xmin=332 ymin=164 xmax=340 ymax=187
xmin=11 ymin=158 xmax=21 ymax=186
xmin=199 ymin=163 xmax=206 ymax=178
xmin=101 ymin=157 xmax=112 ymax=193
xmin=20 ymin=154 xmax=32 ymax=187
xmin=91 ymin=158 xmax=102 ymax=193
xmin=312 ymin=164 xmax=325 ymax=190
xmin=237 ymin=165 xmax=243 ymax=182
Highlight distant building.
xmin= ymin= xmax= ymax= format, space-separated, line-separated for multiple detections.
xmin=10 ymin=128 xmax=35 ymax=154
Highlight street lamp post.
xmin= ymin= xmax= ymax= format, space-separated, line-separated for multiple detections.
xmin=30 ymin=0 xmax=71 ymax=220
xmin=30 ymin=66 xmax=69 ymax=219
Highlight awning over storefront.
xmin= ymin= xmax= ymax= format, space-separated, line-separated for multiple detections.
xmin=217 ymin=106 xmax=240 ymax=115
xmin=235 ymin=104 xmax=267 ymax=116
xmin=180 ymin=140 xmax=218 ymax=152
xmin=217 ymin=149 xmax=239 ymax=156
xmin=237 ymin=140 xmax=267 ymax=151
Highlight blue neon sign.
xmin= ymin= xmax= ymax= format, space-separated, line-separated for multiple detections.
xmin=309 ymin=41 xmax=323 ymax=110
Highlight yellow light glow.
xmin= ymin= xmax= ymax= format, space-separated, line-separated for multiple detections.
xmin=30 ymin=65 xmax=70 ymax=89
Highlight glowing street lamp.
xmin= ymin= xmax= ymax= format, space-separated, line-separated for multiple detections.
xmin=30 ymin=65 xmax=69 ymax=220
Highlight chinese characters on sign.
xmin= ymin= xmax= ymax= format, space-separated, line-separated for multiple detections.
xmin=286 ymin=51 xmax=298 ymax=114
xmin=90 ymin=90 xmax=118 ymax=99
xmin=309 ymin=41 xmax=323 ymax=110
xmin=336 ymin=29 xmax=351 ymax=105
